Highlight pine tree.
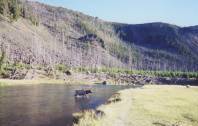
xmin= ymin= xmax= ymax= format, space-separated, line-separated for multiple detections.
xmin=0 ymin=0 xmax=21 ymax=20
xmin=0 ymin=0 xmax=5 ymax=14
xmin=0 ymin=0 xmax=8 ymax=16
xmin=9 ymin=0 xmax=20 ymax=20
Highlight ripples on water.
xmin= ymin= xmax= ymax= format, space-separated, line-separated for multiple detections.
xmin=0 ymin=84 xmax=133 ymax=126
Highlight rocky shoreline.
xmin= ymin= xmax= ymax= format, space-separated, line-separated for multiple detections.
xmin=106 ymin=74 xmax=198 ymax=86
xmin=1 ymin=69 xmax=197 ymax=86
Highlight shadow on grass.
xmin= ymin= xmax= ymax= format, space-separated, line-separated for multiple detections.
xmin=153 ymin=122 xmax=168 ymax=126
xmin=182 ymin=114 xmax=197 ymax=122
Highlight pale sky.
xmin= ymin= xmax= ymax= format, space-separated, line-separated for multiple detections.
xmin=36 ymin=0 xmax=198 ymax=26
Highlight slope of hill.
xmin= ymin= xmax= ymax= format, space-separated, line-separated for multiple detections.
xmin=0 ymin=0 xmax=197 ymax=74
xmin=113 ymin=22 xmax=198 ymax=71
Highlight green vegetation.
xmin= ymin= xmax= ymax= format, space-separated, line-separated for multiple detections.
xmin=124 ymin=70 xmax=198 ymax=79
xmin=75 ymin=85 xmax=198 ymax=126
xmin=0 ymin=45 xmax=7 ymax=78
xmin=109 ymin=42 xmax=131 ymax=62
xmin=29 ymin=15 xmax=39 ymax=26
xmin=71 ymin=66 xmax=198 ymax=79
xmin=0 ymin=0 xmax=39 ymax=25
xmin=0 ymin=62 xmax=31 ymax=78
xmin=79 ymin=19 xmax=133 ymax=55
xmin=0 ymin=0 xmax=21 ymax=21
xmin=0 ymin=61 xmax=197 ymax=79
xmin=9 ymin=0 xmax=20 ymax=20
xmin=0 ymin=50 xmax=6 ymax=71
xmin=79 ymin=20 xmax=97 ymax=34
xmin=55 ymin=64 xmax=70 ymax=73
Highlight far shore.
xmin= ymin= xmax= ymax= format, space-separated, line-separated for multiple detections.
xmin=0 ymin=79 xmax=64 ymax=86
xmin=0 ymin=79 xmax=102 ymax=87
xmin=0 ymin=70 xmax=197 ymax=87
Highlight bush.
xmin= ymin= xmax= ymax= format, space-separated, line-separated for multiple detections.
xmin=56 ymin=64 xmax=69 ymax=72
xmin=0 ymin=62 xmax=31 ymax=79
xmin=0 ymin=69 xmax=9 ymax=78
xmin=29 ymin=15 xmax=39 ymax=26
xmin=79 ymin=21 xmax=96 ymax=34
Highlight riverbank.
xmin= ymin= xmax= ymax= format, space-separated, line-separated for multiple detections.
xmin=74 ymin=85 xmax=198 ymax=126
xmin=1 ymin=72 xmax=197 ymax=87
xmin=0 ymin=67 xmax=198 ymax=87
xmin=0 ymin=78 xmax=99 ymax=87
xmin=0 ymin=79 xmax=65 ymax=86
xmin=0 ymin=72 xmax=110 ymax=87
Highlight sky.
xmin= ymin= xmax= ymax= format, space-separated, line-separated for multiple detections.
xmin=36 ymin=0 xmax=198 ymax=26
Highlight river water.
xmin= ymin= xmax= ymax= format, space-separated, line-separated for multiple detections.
xmin=0 ymin=84 xmax=134 ymax=126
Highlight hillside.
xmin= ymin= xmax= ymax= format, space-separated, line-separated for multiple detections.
xmin=0 ymin=0 xmax=197 ymax=75
xmin=113 ymin=23 xmax=198 ymax=71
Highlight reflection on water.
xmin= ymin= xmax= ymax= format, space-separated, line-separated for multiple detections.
xmin=0 ymin=84 xmax=133 ymax=126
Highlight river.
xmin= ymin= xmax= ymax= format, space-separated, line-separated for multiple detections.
xmin=0 ymin=84 xmax=135 ymax=126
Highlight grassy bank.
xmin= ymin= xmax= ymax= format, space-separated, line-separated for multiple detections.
xmin=75 ymin=85 xmax=198 ymax=126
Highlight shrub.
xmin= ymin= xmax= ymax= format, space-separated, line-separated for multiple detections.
xmin=79 ymin=21 xmax=96 ymax=34
xmin=56 ymin=64 xmax=69 ymax=72
xmin=0 ymin=69 xmax=9 ymax=78
xmin=29 ymin=15 xmax=39 ymax=26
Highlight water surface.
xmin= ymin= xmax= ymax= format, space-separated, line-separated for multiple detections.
xmin=0 ymin=84 xmax=134 ymax=126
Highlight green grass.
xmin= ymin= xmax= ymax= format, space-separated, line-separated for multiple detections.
xmin=75 ymin=85 xmax=198 ymax=126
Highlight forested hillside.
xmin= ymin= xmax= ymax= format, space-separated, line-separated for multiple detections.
xmin=113 ymin=23 xmax=198 ymax=71
xmin=0 ymin=0 xmax=197 ymax=78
